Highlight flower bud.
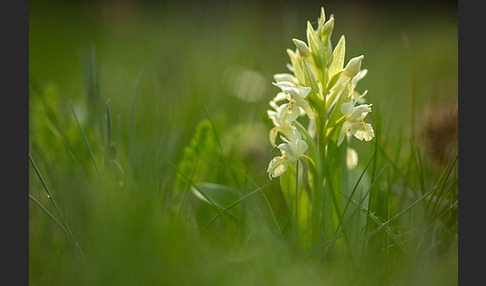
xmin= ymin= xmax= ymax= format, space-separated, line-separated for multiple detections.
xmin=318 ymin=7 xmax=326 ymax=30
xmin=292 ymin=38 xmax=311 ymax=57
xmin=346 ymin=147 xmax=358 ymax=170
xmin=344 ymin=55 xmax=364 ymax=78
xmin=321 ymin=17 xmax=334 ymax=40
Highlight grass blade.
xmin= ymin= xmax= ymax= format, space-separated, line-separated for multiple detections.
xmin=364 ymin=185 xmax=438 ymax=242
xmin=29 ymin=152 xmax=65 ymax=221
xmin=201 ymin=183 xmax=271 ymax=231
xmin=29 ymin=194 xmax=69 ymax=237
xmin=29 ymin=153 xmax=85 ymax=259
xmin=340 ymin=149 xmax=377 ymax=227
xmin=70 ymin=101 xmax=103 ymax=180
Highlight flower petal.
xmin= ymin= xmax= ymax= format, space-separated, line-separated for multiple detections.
xmin=350 ymin=104 xmax=372 ymax=120
xmin=293 ymin=139 xmax=308 ymax=158
xmin=341 ymin=100 xmax=355 ymax=117
xmin=267 ymin=156 xmax=289 ymax=179
xmin=354 ymin=69 xmax=368 ymax=84
xmin=269 ymin=127 xmax=278 ymax=146
xmin=351 ymin=121 xmax=374 ymax=141
xmin=272 ymin=92 xmax=289 ymax=103
xmin=267 ymin=110 xmax=279 ymax=126
xmin=274 ymin=73 xmax=298 ymax=85
xmin=273 ymin=81 xmax=296 ymax=90
xmin=279 ymin=102 xmax=300 ymax=123
xmin=338 ymin=120 xmax=353 ymax=146
xmin=286 ymin=63 xmax=295 ymax=72
xmin=281 ymin=86 xmax=300 ymax=99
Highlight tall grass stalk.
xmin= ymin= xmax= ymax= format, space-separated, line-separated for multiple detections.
xmin=70 ymin=101 xmax=103 ymax=180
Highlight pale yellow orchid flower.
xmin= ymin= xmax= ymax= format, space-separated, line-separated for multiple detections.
xmin=338 ymin=98 xmax=375 ymax=146
xmin=272 ymin=81 xmax=315 ymax=120
xmin=267 ymin=126 xmax=308 ymax=179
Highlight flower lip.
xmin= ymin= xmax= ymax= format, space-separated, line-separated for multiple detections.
xmin=338 ymin=99 xmax=374 ymax=146
xmin=278 ymin=101 xmax=300 ymax=123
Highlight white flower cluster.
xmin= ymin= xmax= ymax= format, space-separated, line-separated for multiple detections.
xmin=267 ymin=76 xmax=310 ymax=179
xmin=266 ymin=7 xmax=375 ymax=179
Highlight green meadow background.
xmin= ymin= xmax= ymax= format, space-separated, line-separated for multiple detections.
xmin=29 ymin=0 xmax=458 ymax=285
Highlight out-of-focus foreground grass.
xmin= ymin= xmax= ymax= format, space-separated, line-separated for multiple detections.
xmin=29 ymin=0 xmax=457 ymax=285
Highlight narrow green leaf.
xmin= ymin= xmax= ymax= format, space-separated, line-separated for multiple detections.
xmin=302 ymin=58 xmax=319 ymax=96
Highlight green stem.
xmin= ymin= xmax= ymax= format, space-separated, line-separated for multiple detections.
xmin=295 ymin=160 xmax=300 ymax=244
xmin=317 ymin=104 xmax=327 ymax=164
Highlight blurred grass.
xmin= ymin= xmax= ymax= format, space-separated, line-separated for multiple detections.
xmin=29 ymin=1 xmax=457 ymax=285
